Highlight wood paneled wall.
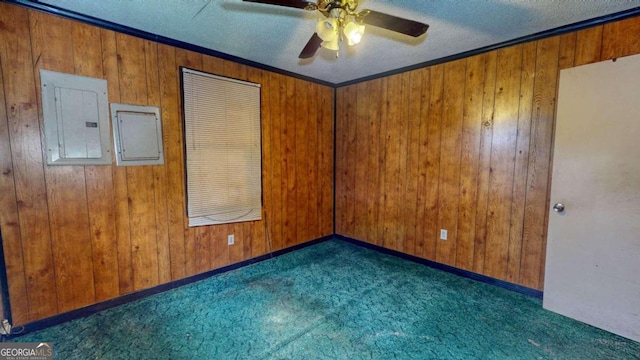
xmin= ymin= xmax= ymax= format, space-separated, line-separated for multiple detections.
xmin=335 ymin=15 xmax=640 ymax=290
xmin=0 ymin=3 xmax=334 ymax=325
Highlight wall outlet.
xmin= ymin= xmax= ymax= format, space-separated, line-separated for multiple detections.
xmin=228 ymin=234 xmax=235 ymax=246
xmin=440 ymin=229 xmax=448 ymax=240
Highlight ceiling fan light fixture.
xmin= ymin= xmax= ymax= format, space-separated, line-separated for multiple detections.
xmin=321 ymin=37 xmax=340 ymax=51
xmin=248 ymin=0 xmax=429 ymax=59
xmin=343 ymin=20 xmax=365 ymax=45
xmin=316 ymin=18 xmax=338 ymax=41
xmin=316 ymin=18 xmax=340 ymax=51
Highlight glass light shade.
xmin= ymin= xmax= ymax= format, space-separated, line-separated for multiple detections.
xmin=317 ymin=18 xmax=339 ymax=51
xmin=316 ymin=19 xmax=338 ymax=42
xmin=343 ymin=21 xmax=365 ymax=46
xmin=321 ymin=37 xmax=340 ymax=51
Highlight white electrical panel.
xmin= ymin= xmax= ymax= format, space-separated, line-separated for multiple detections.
xmin=40 ymin=70 xmax=111 ymax=165
xmin=110 ymin=103 xmax=164 ymax=166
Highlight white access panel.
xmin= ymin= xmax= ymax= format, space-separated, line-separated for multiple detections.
xmin=40 ymin=70 xmax=111 ymax=165
xmin=110 ymin=103 xmax=164 ymax=166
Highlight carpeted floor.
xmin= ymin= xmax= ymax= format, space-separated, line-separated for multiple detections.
xmin=13 ymin=239 xmax=640 ymax=359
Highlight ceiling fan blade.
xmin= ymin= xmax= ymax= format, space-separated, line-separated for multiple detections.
xmin=358 ymin=10 xmax=428 ymax=37
xmin=242 ymin=0 xmax=314 ymax=9
xmin=299 ymin=33 xmax=323 ymax=59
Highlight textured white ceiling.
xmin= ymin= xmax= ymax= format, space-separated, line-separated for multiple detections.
xmin=32 ymin=0 xmax=640 ymax=85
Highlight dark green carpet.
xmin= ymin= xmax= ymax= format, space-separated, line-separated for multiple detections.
xmin=13 ymin=239 xmax=640 ymax=359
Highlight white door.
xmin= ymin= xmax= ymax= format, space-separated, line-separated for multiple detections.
xmin=543 ymin=53 xmax=640 ymax=342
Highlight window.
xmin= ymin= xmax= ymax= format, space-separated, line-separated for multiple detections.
xmin=181 ymin=68 xmax=262 ymax=226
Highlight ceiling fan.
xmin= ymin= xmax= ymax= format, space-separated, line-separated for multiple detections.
xmin=243 ymin=0 xmax=429 ymax=58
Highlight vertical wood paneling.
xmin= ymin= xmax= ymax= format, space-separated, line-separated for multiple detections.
xmin=208 ymin=225 xmax=229 ymax=269
xmin=334 ymin=87 xmax=345 ymax=234
xmin=373 ymin=78 xmax=389 ymax=246
xmin=31 ymin=11 xmax=97 ymax=313
xmin=144 ymin=40 xmax=172 ymax=284
xmin=277 ymin=74 xmax=290 ymax=250
xmin=305 ymin=82 xmax=319 ymax=244
xmin=381 ymin=74 xmax=402 ymax=251
xmin=601 ymin=16 xmax=640 ymax=60
xmin=423 ymin=65 xmax=444 ymax=260
xmin=365 ymin=79 xmax=382 ymax=245
xmin=73 ymin=23 xmax=120 ymax=302
xmin=117 ymin=34 xmax=160 ymax=291
xmin=455 ymin=54 xmax=486 ymax=271
xmin=101 ymin=29 xmax=135 ymax=295
xmin=247 ymin=67 xmax=268 ymax=258
xmin=436 ymin=59 xmax=466 ymax=266
xmin=353 ymin=82 xmax=370 ymax=242
xmin=413 ymin=68 xmax=431 ymax=258
xmin=335 ymin=15 xmax=640 ymax=290
xmin=0 ymin=6 xmax=58 ymax=322
xmin=472 ymin=51 xmax=497 ymax=274
xmin=295 ymin=79 xmax=310 ymax=243
xmin=253 ymin=67 xmax=271 ymax=257
xmin=157 ymin=43 xmax=187 ymax=280
xmin=519 ymin=36 xmax=560 ymax=289
xmin=336 ymin=85 xmax=357 ymax=238
xmin=0 ymin=47 xmax=30 ymax=324
xmin=222 ymin=61 xmax=246 ymax=80
xmin=242 ymin=222 xmax=253 ymax=260
xmin=403 ymin=70 xmax=423 ymax=256
xmin=229 ymin=223 xmax=244 ymax=264
xmin=0 ymin=3 xmax=333 ymax=325
xmin=267 ymin=72 xmax=283 ymax=250
xmin=557 ymin=33 xmax=577 ymax=70
xmin=395 ymin=72 xmax=411 ymax=253
xmin=483 ymin=46 xmax=522 ymax=280
xmin=283 ymin=76 xmax=297 ymax=248
xmin=345 ymin=85 xmax=358 ymax=239
xmin=319 ymin=83 xmax=334 ymax=237
xmin=575 ymin=27 xmax=603 ymax=66
xmin=507 ymin=42 xmax=536 ymax=284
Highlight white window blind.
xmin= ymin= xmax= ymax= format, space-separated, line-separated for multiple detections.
xmin=182 ymin=68 xmax=262 ymax=227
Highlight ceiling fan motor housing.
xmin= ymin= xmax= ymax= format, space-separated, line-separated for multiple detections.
xmin=314 ymin=0 xmax=358 ymax=17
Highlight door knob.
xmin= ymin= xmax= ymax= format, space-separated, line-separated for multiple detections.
xmin=553 ymin=203 xmax=565 ymax=213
